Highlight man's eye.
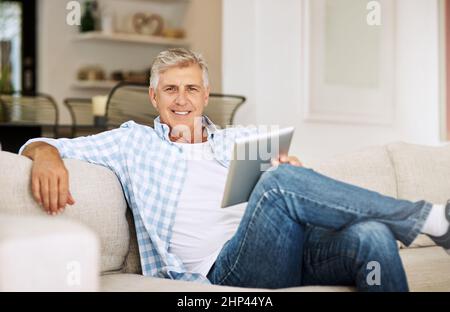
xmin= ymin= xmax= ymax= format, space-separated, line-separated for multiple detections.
xmin=165 ymin=87 xmax=175 ymax=92
xmin=188 ymin=87 xmax=198 ymax=92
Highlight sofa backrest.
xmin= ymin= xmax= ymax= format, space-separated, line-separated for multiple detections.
xmin=0 ymin=151 xmax=130 ymax=274
xmin=386 ymin=142 xmax=450 ymax=204
xmin=121 ymin=209 xmax=142 ymax=274
xmin=310 ymin=142 xmax=450 ymax=207
xmin=309 ymin=145 xmax=398 ymax=198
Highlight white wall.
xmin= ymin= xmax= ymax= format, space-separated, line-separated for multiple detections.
xmin=223 ymin=0 xmax=441 ymax=164
xmin=38 ymin=0 xmax=222 ymax=125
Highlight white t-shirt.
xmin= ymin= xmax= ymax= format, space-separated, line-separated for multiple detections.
xmin=168 ymin=141 xmax=247 ymax=276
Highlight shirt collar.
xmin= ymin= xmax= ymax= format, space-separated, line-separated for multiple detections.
xmin=153 ymin=115 xmax=218 ymax=143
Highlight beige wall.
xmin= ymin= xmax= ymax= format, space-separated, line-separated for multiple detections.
xmin=439 ymin=0 xmax=447 ymax=141
xmin=185 ymin=0 xmax=222 ymax=93
xmin=37 ymin=0 xmax=222 ymax=125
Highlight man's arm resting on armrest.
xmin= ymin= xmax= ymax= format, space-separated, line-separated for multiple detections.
xmin=19 ymin=124 xmax=132 ymax=214
xmin=21 ymin=142 xmax=75 ymax=215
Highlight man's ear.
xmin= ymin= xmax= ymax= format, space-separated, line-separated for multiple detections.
xmin=204 ymin=86 xmax=210 ymax=107
xmin=149 ymin=87 xmax=158 ymax=110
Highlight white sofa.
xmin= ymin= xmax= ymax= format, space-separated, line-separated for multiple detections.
xmin=0 ymin=142 xmax=449 ymax=291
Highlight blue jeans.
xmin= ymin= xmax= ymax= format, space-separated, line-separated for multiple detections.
xmin=206 ymin=165 xmax=432 ymax=291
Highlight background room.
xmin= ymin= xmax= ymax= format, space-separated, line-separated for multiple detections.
xmin=0 ymin=0 xmax=448 ymax=163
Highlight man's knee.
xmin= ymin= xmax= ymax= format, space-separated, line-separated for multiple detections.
xmin=345 ymin=221 xmax=407 ymax=291
xmin=348 ymin=221 xmax=398 ymax=256
xmin=256 ymin=164 xmax=311 ymax=192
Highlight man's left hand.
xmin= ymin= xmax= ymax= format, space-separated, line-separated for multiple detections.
xmin=271 ymin=155 xmax=303 ymax=167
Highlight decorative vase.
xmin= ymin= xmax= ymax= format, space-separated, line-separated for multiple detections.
xmin=80 ymin=1 xmax=96 ymax=33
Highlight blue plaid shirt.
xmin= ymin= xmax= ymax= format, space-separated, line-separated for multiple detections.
xmin=20 ymin=116 xmax=258 ymax=284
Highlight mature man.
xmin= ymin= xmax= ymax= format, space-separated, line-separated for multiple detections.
xmin=20 ymin=48 xmax=449 ymax=291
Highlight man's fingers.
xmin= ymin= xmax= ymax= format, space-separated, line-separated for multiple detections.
xmin=273 ymin=155 xmax=303 ymax=167
xmin=40 ymin=177 xmax=50 ymax=213
xmin=68 ymin=191 xmax=75 ymax=205
xmin=289 ymin=158 xmax=303 ymax=167
xmin=49 ymin=176 xmax=59 ymax=214
xmin=58 ymin=175 xmax=68 ymax=210
xmin=273 ymin=155 xmax=299 ymax=166
xmin=271 ymin=158 xmax=280 ymax=166
xmin=31 ymin=176 xmax=42 ymax=205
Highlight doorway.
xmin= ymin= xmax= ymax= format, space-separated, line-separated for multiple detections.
xmin=0 ymin=0 xmax=36 ymax=94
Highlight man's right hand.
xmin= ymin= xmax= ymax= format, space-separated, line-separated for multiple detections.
xmin=22 ymin=142 xmax=75 ymax=215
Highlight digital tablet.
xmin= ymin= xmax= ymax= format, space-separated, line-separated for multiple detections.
xmin=220 ymin=127 xmax=295 ymax=208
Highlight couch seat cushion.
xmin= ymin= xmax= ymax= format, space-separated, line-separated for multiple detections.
xmin=100 ymin=274 xmax=354 ymax=292
xmin=400 ymin=246 xmax=450 ymax=291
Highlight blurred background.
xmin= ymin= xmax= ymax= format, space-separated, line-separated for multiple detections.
xmin=0 ymin=0 xmax=448 ymax=164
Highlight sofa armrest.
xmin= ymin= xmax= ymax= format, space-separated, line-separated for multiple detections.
xmin=0 ymin=214 xmax=100 ymax=291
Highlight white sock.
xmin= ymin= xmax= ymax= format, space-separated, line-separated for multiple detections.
xmin=422 ymin=204 xmax=449 ymax=237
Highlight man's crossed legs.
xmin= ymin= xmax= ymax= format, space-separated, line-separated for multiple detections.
xmin=207 ymin=164 xmax=448 ymax=291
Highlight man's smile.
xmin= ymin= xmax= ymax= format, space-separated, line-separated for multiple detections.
xmin=172 ymin=110 xmax=192 ymax=116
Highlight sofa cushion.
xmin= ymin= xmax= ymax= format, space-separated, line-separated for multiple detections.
xmin=0 ymin=151 xmax=130 ymax=273
xmin=387 ymin=142 xmax=450 ymax=248
xmin=309 ymin=145 xmax=397 ymax=198
xmin=400 ymin=246 xmax=450 ymax=291
xmin=122 ymin=209 xmax=142 ymax=274
xmin=100 ymin=274 xmax=354 ymax=292
xmin=387 ymin=142 xmax=450 ymax=204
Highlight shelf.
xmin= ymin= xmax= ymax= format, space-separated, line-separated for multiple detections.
xmin=71 ymin=80 xmax=119 ymax=90
xmin=74 ymin=31 xmax=189 ymax=47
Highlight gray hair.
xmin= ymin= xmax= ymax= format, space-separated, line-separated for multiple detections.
xmin=149 ymin=48 xmax=209 ymax=89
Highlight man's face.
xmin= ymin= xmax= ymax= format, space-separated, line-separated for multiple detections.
xmin=149 ymin=64 xmax=210 ymax=137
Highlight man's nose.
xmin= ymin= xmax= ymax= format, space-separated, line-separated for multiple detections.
xmin=175 ymin=90 xmax=188 ymax=106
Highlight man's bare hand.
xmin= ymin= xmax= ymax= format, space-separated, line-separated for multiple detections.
xmin=271 ymin=155 xmax=303 ymax=167
xmin=22 ymin=142 xmax=75 ymax=215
